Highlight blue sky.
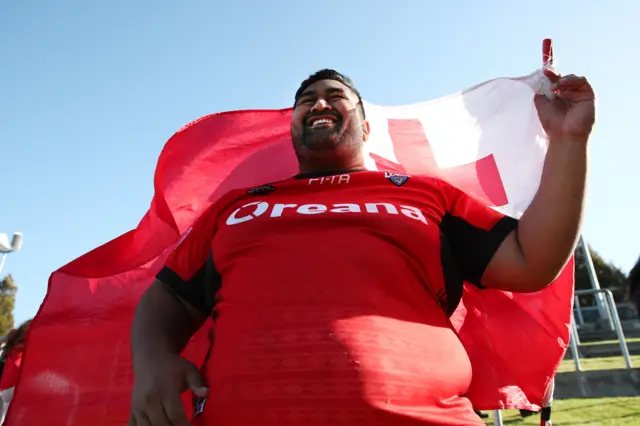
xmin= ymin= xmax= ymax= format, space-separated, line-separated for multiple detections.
xmin=1 ymin=0 xmax=638 ymax=325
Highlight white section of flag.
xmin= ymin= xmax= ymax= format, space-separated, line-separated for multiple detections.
xmin=363 ymin=69 xmax=551 ymax=219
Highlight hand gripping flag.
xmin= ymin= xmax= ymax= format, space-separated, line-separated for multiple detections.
xmin=7 ymin=40 xmax=572 ymax=425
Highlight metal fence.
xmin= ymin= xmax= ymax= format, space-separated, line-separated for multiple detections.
xmin=491 ymin=288 xmax=633 ymax=425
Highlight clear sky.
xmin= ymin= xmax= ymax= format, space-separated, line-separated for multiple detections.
xmin=1 ymin=0 xmax=638 ymax=325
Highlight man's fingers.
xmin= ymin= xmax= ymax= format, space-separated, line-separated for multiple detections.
xmin=129 ymin=401 xmax=187 ymax=426
xmin=534 ymin=93 xmax=552 ymax=110
xmin=545 ymin=71 xmax=589 ymax=93
xmin=164 ymin=396 xmax=192 ymax=426
xmin=185 ymin=367 xmax=209 ymax=398
xmin=553 ymin=75 xmax=590 ymax=92
xmin=146 ymin=404 xmax=172 ymax=426
xmin=556 ymin=75 xmax=587 ymax=87
xmin=135 ymin=414 xmax=153 ymax=426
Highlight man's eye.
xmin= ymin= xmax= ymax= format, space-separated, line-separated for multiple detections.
xmin=330 ymin=94 xmax=347 ymax=100
xmin=299 ymin=99 xmax=313 ymax=104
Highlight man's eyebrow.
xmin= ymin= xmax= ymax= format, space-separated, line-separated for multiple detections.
xmin=325 ymin=87 xmax=348 ymax=96
xmin=297 ymin=87 xmax=348 ymax=100
xmin=297 ymin=89 xmax=316 ymax=100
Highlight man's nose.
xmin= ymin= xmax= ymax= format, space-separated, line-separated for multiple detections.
xmin=311 ymin=98 xmax=332 ymax=113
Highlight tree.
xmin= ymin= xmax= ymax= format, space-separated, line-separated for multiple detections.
xmin=0 ymin=275 xmax=16 ymax=336
xmin=629 ymin=256 xmax=640 ymax=312
xmin=574 ymin=245 xmax=628 ymax=305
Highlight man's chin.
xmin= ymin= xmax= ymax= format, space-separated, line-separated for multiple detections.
xmin=300 ymin=135 xmax=341 ymax=151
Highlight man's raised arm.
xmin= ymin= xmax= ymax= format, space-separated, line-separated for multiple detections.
xmin=482 ymin=74 xmax=595 ymax=292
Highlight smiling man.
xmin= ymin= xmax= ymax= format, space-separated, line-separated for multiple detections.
xmin=128 ymin=69 xmax=595 ymax=426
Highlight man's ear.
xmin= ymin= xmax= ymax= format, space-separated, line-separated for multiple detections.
xmin=362 ymin=120 xmax=371 ymax=142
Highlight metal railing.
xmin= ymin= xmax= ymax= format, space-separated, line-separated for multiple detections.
xmin=570 ymin=288 xmax=633 ymax=370
xmin=491 ymin=288 xmax=632 ymax=425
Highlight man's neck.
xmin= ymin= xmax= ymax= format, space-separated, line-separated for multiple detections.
xmin=294 ymin=167 xmax=367 ymax=179
xmin=297 ymin=152 xmax=367 ymax=174
xmin=297 ymin=164 xmax=366 ymax=174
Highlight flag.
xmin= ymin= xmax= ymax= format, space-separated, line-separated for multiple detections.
xmin=7 ymin=47 xmax=574 ymax=425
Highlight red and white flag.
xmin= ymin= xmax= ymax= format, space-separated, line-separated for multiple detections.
xmin=7 ymin=41 xmax=571 ymax=425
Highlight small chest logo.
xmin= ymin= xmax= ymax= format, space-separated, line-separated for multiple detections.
xmin=247 ymin=184 xmax=276 ymax=196
xmin=385 ymin=172 xmax=410 ymax=186
xmin=308 ymin=174 xmax=350 ymax=185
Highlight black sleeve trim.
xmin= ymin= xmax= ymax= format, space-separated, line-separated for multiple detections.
xmin=438 ymin=214 xmax=517 ymax=316
xmin=439 ymin=232 xmax=464 ymax=316
xmin=440 ymin=214 xmax=518 ymax=287
xmin=203 ymin=253 xmax=223 ymax=317
xmin=156 ymin=252 xmax=222 ymax=315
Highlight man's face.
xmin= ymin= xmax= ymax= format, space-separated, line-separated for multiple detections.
xmin=291 ymin=79 xmax=369 ymax=155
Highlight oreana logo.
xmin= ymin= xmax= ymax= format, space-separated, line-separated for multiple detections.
xmin=225 ymin=201 xmax=428 ymax=226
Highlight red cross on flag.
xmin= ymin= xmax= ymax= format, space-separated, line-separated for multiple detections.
xmin=7 ymin=40 xmax=571 ymax=425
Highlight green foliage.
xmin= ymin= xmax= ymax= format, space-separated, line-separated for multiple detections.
xmin=574 ymin=245 xmax=628 ymax=305
xmin=0 ymin=275 xmax=16 ymax=336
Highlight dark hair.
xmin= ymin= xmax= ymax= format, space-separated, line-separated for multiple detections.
xmin=294 ymin=69 xmax=366 ymax=119
xmin=1 ymin=319 xmax=31 ymax=360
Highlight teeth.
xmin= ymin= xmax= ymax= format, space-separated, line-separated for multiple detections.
xmin=311 ymin=118 xmax=333 ymax=127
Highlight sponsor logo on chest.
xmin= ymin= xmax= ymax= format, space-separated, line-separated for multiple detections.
xmin=225 ymin=201 xmax=428 ymax=225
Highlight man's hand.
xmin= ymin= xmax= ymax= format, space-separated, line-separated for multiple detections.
xmin=128 ymin=354 xmax=208 ymax=426
xmin=482 ymin=72 xmax=594 ymax=292
xmin=535 ymin=73 xmax=596 ymax=143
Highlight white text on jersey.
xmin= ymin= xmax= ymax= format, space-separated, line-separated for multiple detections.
xmin=225 ymin=201 xmax=428 ymax=225
xmin=308 ymin=174 xmax=350 ymax=185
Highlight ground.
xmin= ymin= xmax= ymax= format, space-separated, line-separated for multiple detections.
xmin=484 ymin=397 xmax=640 ymax=425
xmin=579 ymin=338 xmax=640 ymax=347
xmin=483 ymin=354 xmax=640 ymax=425
xmin=557 ymin=355 xmax=640 ymax=373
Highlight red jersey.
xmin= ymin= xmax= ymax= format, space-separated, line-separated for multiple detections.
xmin=158 ymin=170 xmax=517 ymax=426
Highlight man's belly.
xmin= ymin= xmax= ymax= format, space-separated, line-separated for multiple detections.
xmin=197 ymin=304 xmax=481 ymax=425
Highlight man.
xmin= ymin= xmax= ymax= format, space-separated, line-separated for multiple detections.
xmin=129 ymin=69 xmax=595 ymax=425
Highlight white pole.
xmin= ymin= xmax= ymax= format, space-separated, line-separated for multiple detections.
xmin=0 ymin=254 xmax=7 ymax=277
xmin=578 ymin=235 xmax=613 ymax=330
xmin=569 ymin=317 xmax=582 ymax=371
xmin=491 ymin=410 xmax=503 ymax=426
xmin=574 ymin=296 xmax=585 ymax=325
xmin=0 ymin=232 xmax=23 ymax=278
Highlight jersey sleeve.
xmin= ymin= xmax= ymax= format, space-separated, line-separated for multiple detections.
xmin=156 ymin=203 xmax=222 ymax=315
xmin=438 ymin=179 xmax=518 ymax=287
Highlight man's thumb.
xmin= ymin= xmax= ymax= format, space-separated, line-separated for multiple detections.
xmin=533 ymin=93 xmax=551 ymax=115
xmin=185 ymin=366 xmax=208 ymax=397
xmin=534 ymin=93 xmax=546 ymax=108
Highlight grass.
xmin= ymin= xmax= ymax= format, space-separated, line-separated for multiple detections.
xmin=580 ymin=338 xmax=640 ymax=347
xmin=558 ymin=355 xmax=640 ymax=373
xmin=482 ymin=354 xmax=640 ymax=425
xmin=483 ymin=397 xmax=640 ymax=425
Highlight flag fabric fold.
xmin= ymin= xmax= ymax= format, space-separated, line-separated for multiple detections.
xmin=7 ymin=68 xmax=573 ymax=425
